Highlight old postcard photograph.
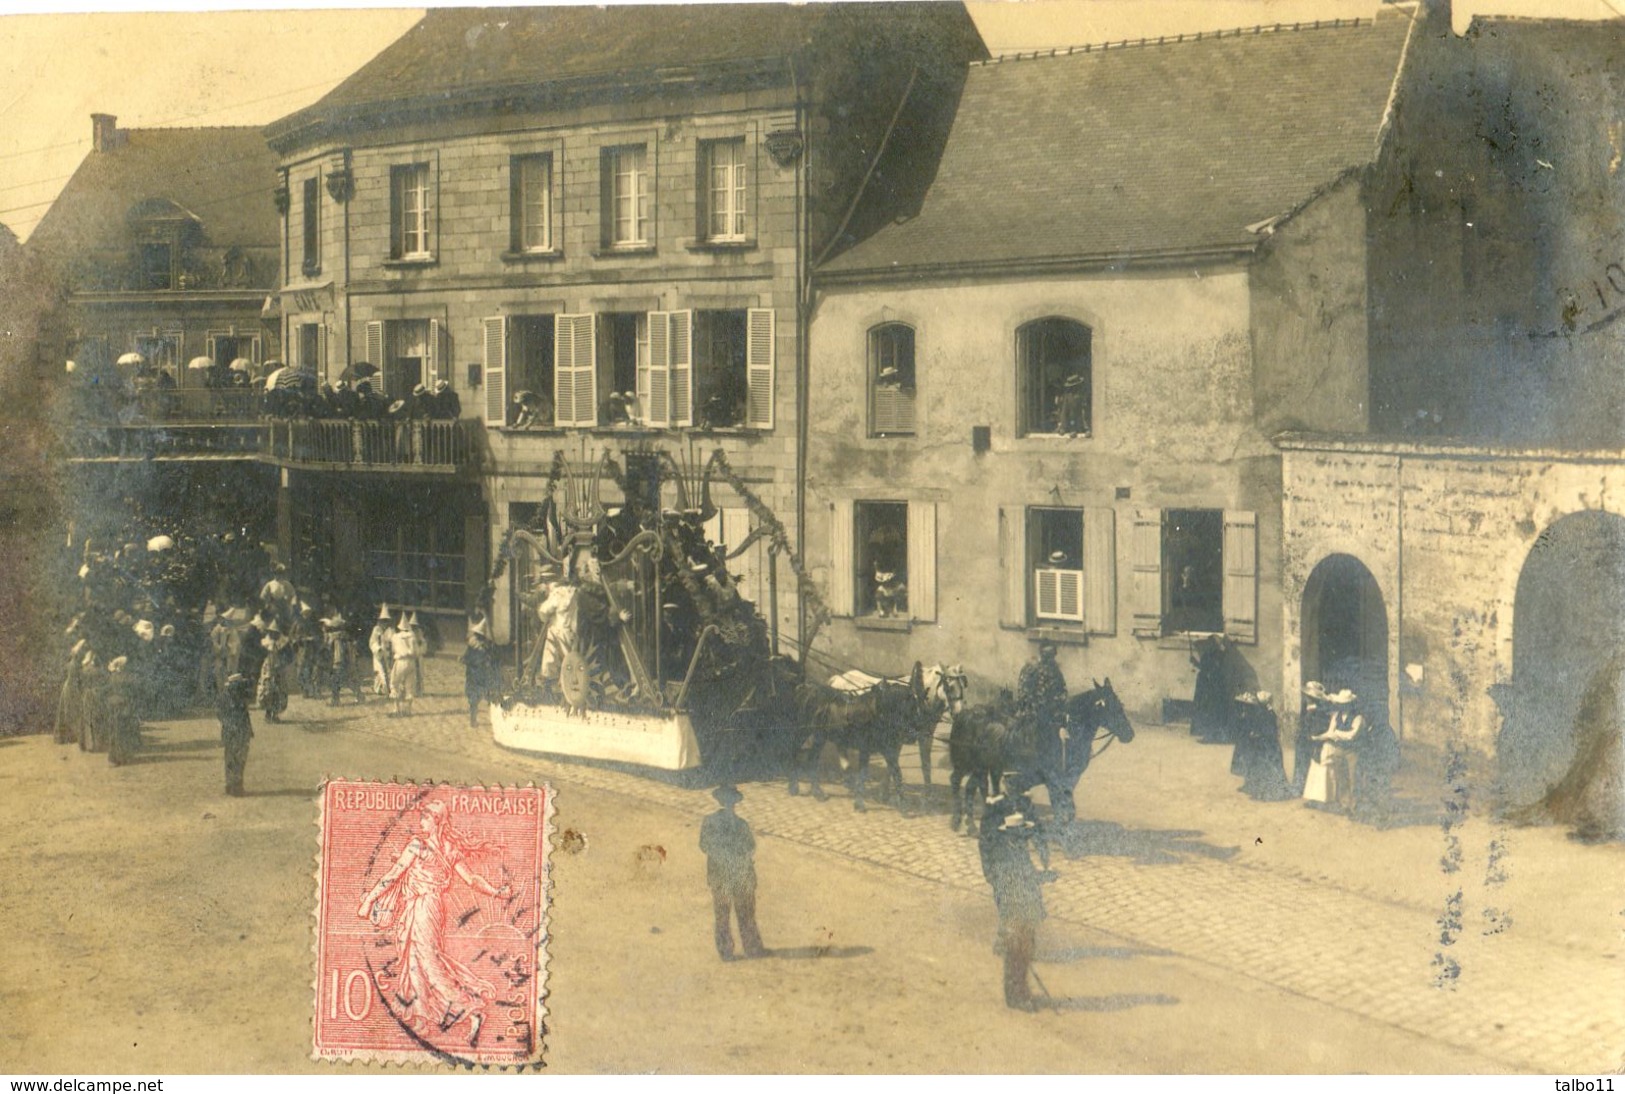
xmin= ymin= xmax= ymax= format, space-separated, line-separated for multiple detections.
xmin=1 ymin=0 xmax=1623 ymax=1076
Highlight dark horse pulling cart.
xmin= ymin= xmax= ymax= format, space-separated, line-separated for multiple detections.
xmin=948 ymin=679 xmax=1135 ymax=835
xmin=788 ymin=663 xmax=959 ymax=814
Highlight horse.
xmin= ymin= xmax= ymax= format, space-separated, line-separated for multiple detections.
xmin=789 ymin=661 xmax=942 ymax=813
xmin=948 ymin=678 xmax=1134 ymax=833
xmin=913 ymin=663 xmax=968 ymax=786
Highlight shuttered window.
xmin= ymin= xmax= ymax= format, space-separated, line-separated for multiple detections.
xmin=1222 ymin=509 xmax=1258 ymax=644
xmin=482 ymin=317 xmax=506 ymax=426
xmin=868 ymin=323 xmax=916 ymax=437
xmin=645 ymin=311 xmax=671 ymax=428
xmin=1130 ymin=508 xmax=1164 ymax=637
xmin=999 ymin=505 xmax=1028 ymax=629
xmin=364 ymin=321 xmax=384 ymax=382
xmin=553 ymin=313 xmax=597 ymax=427
xmin=907 ymin=501 xmax=936 ymax=623
xmin=829 ymin=500 xmax=854 ymax=617
xmin=746 ymin=308 xmax=774 ymax=429
xmin=670 ymin=310 xmax=693 ymax=427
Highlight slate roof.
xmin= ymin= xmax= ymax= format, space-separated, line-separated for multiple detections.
xmin=30 ymin=126 xmax=279 ymax=261
xmin=268 ymin=4 xmax=982 ymax=146
xmin=822 ymin=15 xmax=1416 ymax=278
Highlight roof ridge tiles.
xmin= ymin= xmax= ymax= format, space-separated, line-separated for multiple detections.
xmin=971 ymin=16 xmax=1372 ymax=67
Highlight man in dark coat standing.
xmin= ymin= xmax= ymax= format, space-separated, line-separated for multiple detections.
xmin=219 ymin=671 xmax=255 ymax=796
xmin=980 ymin=804 xmax=1049 ymax=1010
xmin=699 ymin=784 xmax=767 ymax=961
xmin=1016 ymin=640 xmax=1072 ymax=821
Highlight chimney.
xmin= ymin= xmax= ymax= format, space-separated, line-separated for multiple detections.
xmin=1420 ymin=0 xmax=1453 ymax=34
xmin=91 ymin=114 xmax=119 ymax=152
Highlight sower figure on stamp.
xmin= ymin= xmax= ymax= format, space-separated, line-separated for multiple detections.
xmin=700 ymin=784 xmax=768 ymax=961
xmin=979 ymin=805 xmax=1052 ymax=1011
xmin=357 ymin=799 xmax=510 ymax=1047
xmin=218 ymin=671 xmax=254 ymax=796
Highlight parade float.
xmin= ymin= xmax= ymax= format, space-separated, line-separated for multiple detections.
xmin=491 ymin=447 xmax=817 ymax=774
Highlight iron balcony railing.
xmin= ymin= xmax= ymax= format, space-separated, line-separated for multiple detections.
xmin=66 ymin=416 xmax=477 ymax=470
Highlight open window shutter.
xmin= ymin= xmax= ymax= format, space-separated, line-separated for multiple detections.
xmin=829 ymin=500 xmax=854 ymax=617
xmin=1130 ymin=508 xmax=1164 ymax=636
xmin=365 ymin=321 xmax=384 ymax=380
xmin=999 ymin=505 xmax=1027 ymax=628
xmin=206 ymin=334 xmax=219 ymax=366
xmin=482 ymin=317 xmax=506 ymax=425
xmin=319 ymin=325 xmax=330 ymax=382
xmin=746 ymin=307 xmax=775 ymax=429
xmin=553 ymin=316 xmax=574 ymax=427
xmin=907 ymin=500 xmax=936 ymax=622
xmin=555 ymin=314 xmax=596 ymax=427
xmin=645 ymin=311 xmax=671 ymax=428
xmin=1084 ymin=506 xmax=1117 ymax=635
xmin=572 ymin=314 xmax=598 ymax=426
xmin=670 ymin=310 xmax=693 ymax=427
xmin=1223 ymin=509 xmax=1258 ymax=644
xmin=426 ymin=319 xmax=441 ymax=387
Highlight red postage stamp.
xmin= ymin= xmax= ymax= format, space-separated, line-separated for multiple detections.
xmin=313 ymin=779 xmax=553 ymax=1067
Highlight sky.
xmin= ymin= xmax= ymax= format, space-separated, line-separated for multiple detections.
xmin=0 ymin=0 xmax=1618 ymax=242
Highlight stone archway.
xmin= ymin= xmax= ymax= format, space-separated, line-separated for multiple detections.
xmin=1301 ymin=554 xmax=1389 ymax=723
xmin=1500 ymin=510 xmax=1625 ymax=811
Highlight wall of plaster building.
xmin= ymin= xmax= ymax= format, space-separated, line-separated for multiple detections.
xmin=806 ymin=267 xmax=1285 ymax=725
xmin=1282 ymin=440 xmax=1625 ymax=759
xmin=1251 ymin=174 xmax=1372 ymax=437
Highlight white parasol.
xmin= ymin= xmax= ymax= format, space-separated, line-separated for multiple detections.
xmin=186 ymin=355 xmax=215 ymax=372
xmin=117 ymin=352 xmax=146 ymax=367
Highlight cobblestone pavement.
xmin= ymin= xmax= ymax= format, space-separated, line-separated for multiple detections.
xmin=300 ymin=662 xmax=1624 ymax=1073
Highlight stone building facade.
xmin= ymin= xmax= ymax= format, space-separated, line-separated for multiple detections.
xmin=805 ymin=16 xmax=1415 ymax=722
xmin=264 ymin=4 xmax=983 ymax=646
xmin=1284 ymin=8 xmax=1625 ymax=798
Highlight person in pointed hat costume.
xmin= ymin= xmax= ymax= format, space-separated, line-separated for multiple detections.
xmin=406 ymin=611 xmax=427 ymax=697
xmin=257 ymin=619 xmax=291 ymax=722
xmin=388 ymin=611 xmax=419 ymax=716
xmin=459 ymin=613 xmax=501 ymax=728
xmin=369 ymin=604 xmax=394 ymax=696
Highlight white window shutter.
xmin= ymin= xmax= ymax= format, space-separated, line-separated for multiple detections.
xmin=645 ymin=311 xmax=671 ymax=428
xmin=999 ymin=505 xmax=1027 ymax=629
xmin=553 ymin=316 xmax=574 ymax=428
xmin=365 ymin=321 xmax=384 ymax=378
xmin=907 ymin=500 xmax=936 ymax=622
xmin=1131 ymin=508 xmax=1164 ymax=637
xmin=1084 ymin=506 xmax=1116 ymax=635
xmin=482 ymin=317 xmax=506 ymax=426
xmin=556 ymin=314 xmax=597 ymax=427
xmin=573 ymin=313 xmax=598 ymax=426
xmin=319 ymin=325 xmax=330 ymax=383
xmin=670 ymin=310 xmax=693 ymax=427
xmin=206 ymin=334 xmax=218 ymax=366
xmin=1223 ymin=509 xmax=1259 ymax=644
xmin=426 ymin=319 xmax=441 ymax=387
xmin=829 ymin=500 xmax=854 ymax=617
xmin=746 ymin=307 xmax=774 ymax=429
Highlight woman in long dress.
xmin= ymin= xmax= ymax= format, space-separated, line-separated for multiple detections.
xmin=357 ymin=800 xmax=510 ymax=1045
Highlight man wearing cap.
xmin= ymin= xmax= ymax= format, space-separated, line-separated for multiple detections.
xmin=979 ymin=803 xmax=1049 ymax=1010
xmin=369 ymin=605 xmax=395 ymax=697
xmin=699 ymin=785 xmax=768 ymax=961
xmin=218 ymin=671 xmax=255 ymax=796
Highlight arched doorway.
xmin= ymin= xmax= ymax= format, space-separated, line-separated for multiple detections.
xmin=1301 ymin=554 xmax=1389 ymax=724
xmin=1501 ymin=511 xmax=1625 ymax=809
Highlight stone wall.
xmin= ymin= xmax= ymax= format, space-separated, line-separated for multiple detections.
xmin=1282 ymin=435 xmax=1625 ymax=756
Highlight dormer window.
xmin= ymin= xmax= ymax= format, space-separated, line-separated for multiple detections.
xmin=138 ymin=242 xmax=173 ymax=290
